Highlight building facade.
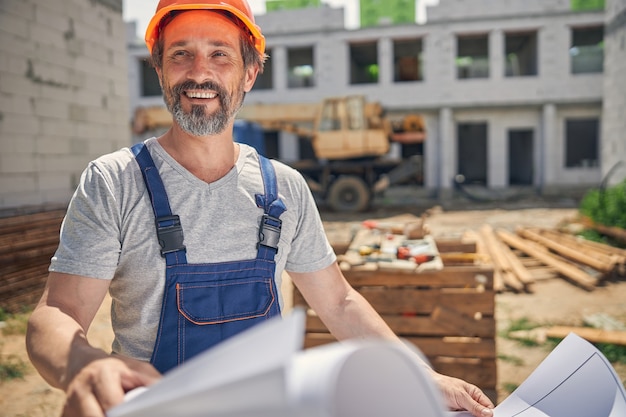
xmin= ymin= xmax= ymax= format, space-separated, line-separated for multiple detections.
xmin=127 ymin=0 xmax=625 ymax=197
xmin=601 ymin=0 xmax=626 ymax=186
xmin=0 ymin=0 xmax=130 ymax=211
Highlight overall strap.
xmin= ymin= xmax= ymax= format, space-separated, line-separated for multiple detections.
xmin=131 ymin=143 xmax=187 ymax=266
xmin=255 ymin=155 xmax=286 ymax=261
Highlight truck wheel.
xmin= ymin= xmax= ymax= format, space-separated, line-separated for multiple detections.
xmin=327 ymin=176 xmax=370 ymax=212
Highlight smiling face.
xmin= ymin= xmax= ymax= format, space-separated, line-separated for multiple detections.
xmin=156 ymin=10 xmax=258 ymax=137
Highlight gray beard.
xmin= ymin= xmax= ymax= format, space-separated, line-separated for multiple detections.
xmin=170 ymin=101 xmax=230 ymax=136
xmin=164 ymin=80 xmax=244 ymax=137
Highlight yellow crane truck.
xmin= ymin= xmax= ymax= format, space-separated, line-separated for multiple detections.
xmin=132 ymin=95 xmax=426 ymax=212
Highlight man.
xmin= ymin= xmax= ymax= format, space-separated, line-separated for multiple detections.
xmin=26 ymin=1 xmax=495 ymax=416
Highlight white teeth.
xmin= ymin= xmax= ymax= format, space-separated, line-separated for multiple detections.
xmin=186 ymin=91 xmax=217 ymax=99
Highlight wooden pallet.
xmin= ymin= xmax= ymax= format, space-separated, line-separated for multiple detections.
xmin=294 ymin=231 xmax=497 ymax=403
xmin=0 ymin=209 xmax=65 ymax=312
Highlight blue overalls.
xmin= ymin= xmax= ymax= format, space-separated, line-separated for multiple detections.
xmin=131 ymin=143 xmax=286 ymax=374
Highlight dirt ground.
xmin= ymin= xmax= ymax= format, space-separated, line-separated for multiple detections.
xmin=2 ymin=202 xmax=626 ymax=416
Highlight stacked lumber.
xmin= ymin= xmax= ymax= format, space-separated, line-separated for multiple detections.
xmin=301 ymin=217 xmax=498 ymax=403
xmin=508 ymin=326 xmax=626 ymax=346
xmin=0 ymin=210 xmax=65 ymax=312
xmin=479 ymin=225 xmax=534 ymax=293
xmin=479 ymin=225 xmax=626 ymax=293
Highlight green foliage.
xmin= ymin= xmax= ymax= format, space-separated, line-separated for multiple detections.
xmin=501 ymin=317 xmax=544 ymax=347
xmin=547 ymin=337 xmax=626 ymax=366
xmin=505 ymin=317 xmax=538 ymax=332
xmin=501 ymin=382 xmax=519 ymax=394
xmin=1 ymin=312 xmax=29 ymax=336
xmin=266 ymin=0 xmax=321 ymax=11
xmin=579 ymin=180 xmax=626 ymax=229
xmin=0 ymin=347 xmax=28 ymax=382
xmin=571 ymin=0 xmax=605 ymax=11
xmin=577 ymin=228 xmax=608 ymax=244
xmin=498 ymin=353 xmax=524 ymax=366
xmin=0 ymin=357 xmax=28 ymax=382
xmin=595 ymin=343 xmax=626 ymax=364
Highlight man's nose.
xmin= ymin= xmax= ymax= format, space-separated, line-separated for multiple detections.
xmin=187 ymin=55 xmax=215 ymax=83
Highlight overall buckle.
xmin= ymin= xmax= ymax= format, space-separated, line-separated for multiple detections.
xmin=155 ymin=215 xmax=186 ymax=256
xmin=258 ymin=214 xmax=282 ymax=250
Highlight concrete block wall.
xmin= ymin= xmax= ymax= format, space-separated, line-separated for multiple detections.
xmin=426 ymin=0 xmax=571 ymax=22
xmin=601 ymin=0 xmax=626 ymax=186
xmin=0 ymin=0 xmax=129 ymax=211
xmin=256 ymin=4 xmax=344 ymax=35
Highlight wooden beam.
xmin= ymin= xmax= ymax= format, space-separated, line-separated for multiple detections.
xmin=540 ymin=228 xmax=626 ymax=259
xmin=474 ymin=230 xmax=504 ymax=292
xmin=496 ymin=229 xmax=597 ymax=291
xmin=480 ymin=225 xmax=524 ymax=292
xmin=546 ymin=326 xmax=626 ymax=346
xmin=509 ymin=326 xmax=626 ymax=347
xmin=517 ymin=228 xmax=617 ymax=274
xmin=579 ymin=216 xmax=626 ymax=244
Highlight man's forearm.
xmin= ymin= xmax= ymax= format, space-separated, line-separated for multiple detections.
xmin=26 ymin=304 xmax=108 ymax=390
xmin=322 ymin=287 xmax=399 ymax=342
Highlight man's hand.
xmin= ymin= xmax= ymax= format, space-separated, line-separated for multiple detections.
xmin=62 ymin=355 xmax=161 ymax=417
xmin=430 ymin=370 xmax=495 ymax=417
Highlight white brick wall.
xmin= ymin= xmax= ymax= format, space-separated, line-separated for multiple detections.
xmin=601 ymin=0 xmax=626 ymax=186
xmin=0 ymin=0 xmax=129 ymax=210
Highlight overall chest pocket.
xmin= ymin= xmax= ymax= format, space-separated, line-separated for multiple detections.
xmin=176 ymin=277 xmax=276 ymax=325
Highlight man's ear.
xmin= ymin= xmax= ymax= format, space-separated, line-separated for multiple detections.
xmin=155 ymin=67 xmax=163 ymax=88
xmin=243 ymin=65 xmax=259 ymax=93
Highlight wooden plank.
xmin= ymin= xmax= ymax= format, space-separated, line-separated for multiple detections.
xmin=480 ymin=225 xmax=524 ymax=292
xmin=473 ymin=232 xmax=503 ymax=292
xmin=1 ymin=291 xmax=45 ymax=313
xmin=0 ymin=226 xmax=60 ymax=251
xmin=497 ymin=229 xmax=598 ymax=291
xmin=518 ymin=228 xmax=617 ymax=274
xmin=1 ymin=256 xmax=52 ymax=277
xmin=435 ymin=239 xmax=477 ymax=254
xmin=497 ymin=236 xmax=535 ymax=291
xmin=294 ymin=287 xmax=494 ymax=318
xmin=431 ymin=357 xmax=497 ymax=388
xmin=431 ymin=306 xmax=496 ymax=337
xmin=0 ymin=209 xmax=65 ymax=229
xmin=303 ymin=334 xmax=496 ymax=360
xmin=539 ymin=228 xmax=626 ymax=259
xmin=305 ymin=314 xmax=495 ymax=338
xmin=0 ymin=265 xmax=49 ymax=296
xmin=303 ymin=333 xmax=336 ymax=348
xmin=0 ymin=209 xmax=63 ymax=312
xmin=545 ymin=326 xmax=626 ymax=346
xmin=579 ymin=216 xmax=626 ymax=244
xmin=440 ymin=252 xmax=487 ymax=266
xmin=0 ymin=242 xmax=58 ymax=264
xmin=356 ymin=287 xmax=495 ymax=316
xmin=403 ymin=336 xmax=496 ymax=359
xmin=538 ymin=228 xmax=626 ymax=275
xmin=343 ymin=266 xmax=493 ymax=289
xmin=525 ymin=266 xmax=559 ymax=281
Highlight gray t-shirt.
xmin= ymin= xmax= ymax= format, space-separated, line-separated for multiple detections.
xmin=50 ymin=138 xmax=336 ymax=361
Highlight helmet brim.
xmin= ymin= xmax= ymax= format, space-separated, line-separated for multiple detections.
xmin=145 ymin=4 xmax=265 ymax=56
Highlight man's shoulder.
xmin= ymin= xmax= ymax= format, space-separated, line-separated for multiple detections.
xmin=91 ymin=140 xmax=154 ymax=173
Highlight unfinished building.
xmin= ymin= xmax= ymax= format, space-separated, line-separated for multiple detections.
xmin=127 ymin=0 xmax=623 ymax=199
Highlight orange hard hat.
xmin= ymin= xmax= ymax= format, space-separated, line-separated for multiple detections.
xmin=145 ymin=0 xmax=265 ymax=56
